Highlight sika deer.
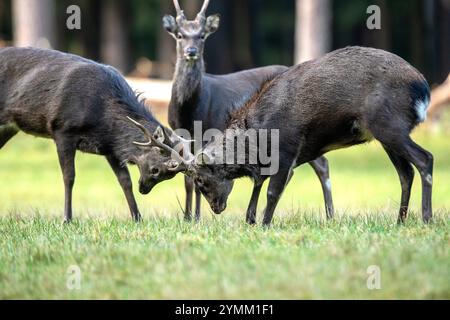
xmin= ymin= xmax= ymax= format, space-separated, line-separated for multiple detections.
xmin=0 ymin=47 xmax=180 ymax=222
xmin=160 ymin=46 xmax=433 ymax=226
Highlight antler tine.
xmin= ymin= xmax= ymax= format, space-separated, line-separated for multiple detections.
xmin=173 ymin=0 xmax=184 ymax=17
xmin=127 ymin=116 xmax=153 ymax=145
xmin=126 ymin=117 xmax=190 ymax=166
xmin=197 ymin=0 xmax=210 ymax=18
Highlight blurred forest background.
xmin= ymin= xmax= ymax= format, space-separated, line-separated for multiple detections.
xmin=0 ymin=0 xmax=449 ymax=83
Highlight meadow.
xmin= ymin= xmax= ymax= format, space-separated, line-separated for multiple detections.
xmin=0 ymin=128 xmax=449 ymax=299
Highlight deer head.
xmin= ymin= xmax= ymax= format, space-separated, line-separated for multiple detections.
xmin=127 ymin=117 xmax=193 ymax=195
xmin=163 ymin=0 xmax=220 ymax=63
xmin=139 ymin=127 xmax=233 ymax=214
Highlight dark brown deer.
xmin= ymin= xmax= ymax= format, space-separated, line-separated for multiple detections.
xmin=0 ymin=47 xmax=180 ymax=222
xmin=163 ymin=0 xmax=334 ymax=223
xmin=157 ymin=46 xmax=433 ymax=226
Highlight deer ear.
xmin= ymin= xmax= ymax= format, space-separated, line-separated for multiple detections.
xmin=162 ymin=15 xmax=178 ymax=34
xmin=205 ymin=14 xmax=220 ymax=34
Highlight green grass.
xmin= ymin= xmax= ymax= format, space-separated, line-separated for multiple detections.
xmin=0 ymin=130 xmax=449 ymax=299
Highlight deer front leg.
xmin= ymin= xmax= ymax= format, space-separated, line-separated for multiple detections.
xmin=184 ymin=175 xmax=194 ymax=221
xmin=246 ymin=180 xmax=264 ymax=225
xmin=262 ymin=166 xmax=292 ymax=226
xmin=194 ymin=185 xmax=202 ymax=222
xmin=55 ymin=137 xmax=76 ymax=223
xmin=308 ymin=156 xmax=334 ymax=219
xmin=107 ymin=156 xmax=142 ymax=222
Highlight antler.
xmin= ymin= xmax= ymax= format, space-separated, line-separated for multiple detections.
xmin=173 ymin=0 xmax=183 ymax=16
xmin=127 ymin=117 xmax=193 ymax=171
xmin=197 ymin=0 xmax=209 ymax=21
xmin=173 ymin=0 xmax=186 ymax=22
xmin=198 ymin=0 xmax=209 ymax=17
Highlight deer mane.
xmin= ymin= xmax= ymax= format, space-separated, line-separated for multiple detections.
xmin=227 ymin=76 xmax=278 ymax=129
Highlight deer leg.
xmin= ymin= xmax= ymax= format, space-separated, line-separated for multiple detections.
xmin=107 ymin=156 xmax=142 ymax=222
xmin=382 ymin=146 xmax=415 ymax=224
xmin=184 ymin=175 xmax=194 ymax=221
xmin=308 ymin=156 xmax=334 ymax=219
xmin=401 ymin=139 xmax=434 ymax=223
xmin=194 ymin=185 xmax=201 ymax=222
xmin=55 ymin=137 xmax=76 ymax=223
xmin=374 ymin=130 xmax=433 ymax=223
xmin=246 ymin=180 xmax=264 ymax=225
xmin=0 ymin=124 xmax=18 ymax=149
xmin=262 ymin=166 xmax=292 ymax=226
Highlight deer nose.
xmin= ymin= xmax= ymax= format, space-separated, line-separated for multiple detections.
xmin=185 ymin=47 xmax=198 ymax=57
xmin=211 ymin=200 xmax=226 ymax=214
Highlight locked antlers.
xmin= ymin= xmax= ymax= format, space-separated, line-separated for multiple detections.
xmin=127 ymin=116 xmax=197 ymax=172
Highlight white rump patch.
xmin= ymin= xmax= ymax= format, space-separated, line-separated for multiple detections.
xmin=414 ymin=96 xmax=430 ymax=123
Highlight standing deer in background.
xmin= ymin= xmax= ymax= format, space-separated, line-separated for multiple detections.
xmin=163 ymin=0 xmax=334 ymax=223
xmin=0 ymin=47 xmax=181 ymax=222
xmin=159 ymin=47 xmax=433 ymax=226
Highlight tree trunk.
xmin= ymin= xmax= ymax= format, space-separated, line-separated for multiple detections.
xmin=438 ymin=0 xmax=450 ymax=83
xmin=12 ymin=0 xmax=56 ymax=48
xmin=157 ymin=0 xmax=176 ymax=79
xmin=204 ymin=0 xmax=233 ymax=73
xmin=423 ymin=0 xmax=437 ymax=83
xmin=232 ymin=0 xmax=253 ymax=70
xmin=100 ymin=0 xmax=131 ymax=73
xmin=295 ymin=0 xmax=331 ymax=64
xmin=81 ymin=0 xmax=101 ymax=61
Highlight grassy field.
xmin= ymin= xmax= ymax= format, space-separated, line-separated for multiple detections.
xmin=0 ymin=129 xmax=449 ymax=299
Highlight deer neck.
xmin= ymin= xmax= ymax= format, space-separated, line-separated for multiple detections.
xmin=173 ymin=58 xmax=205 ymax=105
xmin=214 ymin=127 xmax=262 ymax=180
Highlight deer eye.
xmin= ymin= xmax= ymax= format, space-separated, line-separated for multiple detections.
xmin=151 ymin=167 xmax=160 ymax=176
xmin=200 ymin=34 xmax=206 ymax=40
xmin=177 ymin=33 xmax=183 ymax=39
xmin=195 ymin=177 xmax=204 ymax=186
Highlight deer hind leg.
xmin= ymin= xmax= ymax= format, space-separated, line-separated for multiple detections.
xmin=402 ymin=139 xmax=433 ymax=223
xmin=308 ymin=156 xmax=335 ymax=219
xmin=0 ymin=124 xmax=18 ymax=149
xmin=382 ymin=145 xmax=415 ymax=224
xmin=370 ymin=125 xmax=433 ymax=223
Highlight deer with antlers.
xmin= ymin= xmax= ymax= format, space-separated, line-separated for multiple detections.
xmin=0 ymin=47 xmax=184 ymax=222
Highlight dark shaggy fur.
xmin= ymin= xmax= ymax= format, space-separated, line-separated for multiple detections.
xmin=196 ymin=46 xmax=433 ymax=225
